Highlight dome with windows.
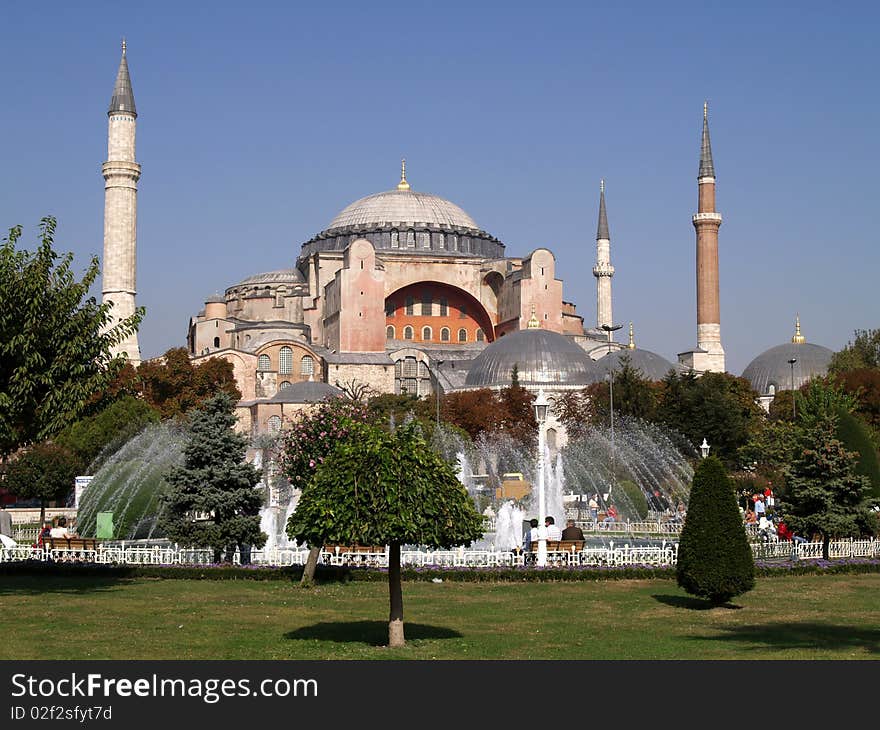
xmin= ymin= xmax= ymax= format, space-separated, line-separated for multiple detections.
xmin=328 ymin=189 xmax=479 ymax=231
xmin=465 ymin=328 xmax=603 ymax=389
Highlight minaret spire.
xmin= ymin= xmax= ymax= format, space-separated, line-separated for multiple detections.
xmin=699 ymin=101 xmax=715 ymax=179
xmin=593 ymin=180 xmax=614 ymax=328
xmin=628 ymin=322 xmax=636 ymax=350
xmin=397 ymin=158 xmax=410 ymax=191
xmin=102 ymin=41 xmax=142 ymax=365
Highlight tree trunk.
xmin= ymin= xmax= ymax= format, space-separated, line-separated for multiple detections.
xmin=39 ymin=499 xmax=46 ymax=530
xmin=388 ymin=541 xmax=405 ymax=648
xmin=822 ymin=533 xmax=830 ymax=561
xmin=300 ymin=545 xmax=321 ymax=586
xmin=213 ymin=548 xmax=222 ymax=563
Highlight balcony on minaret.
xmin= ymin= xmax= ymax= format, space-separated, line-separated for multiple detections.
xmin=592 ymin=262 xmax=615 ymax=277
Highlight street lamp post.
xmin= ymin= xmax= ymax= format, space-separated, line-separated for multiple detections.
xmin=700 ymin=438 xmax=710 ymax=459
xmin=533 ymin=389 xmax=550 ymax=567
xmin=787 ymin=358 xmax=797 ymax=420
xmin=433 ymin=360 xmax=445 ymax=427
xmin=601 ymin=323 xmax=623 ymax=499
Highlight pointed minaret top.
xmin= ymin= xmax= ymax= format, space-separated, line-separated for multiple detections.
xmin=628 ymin=322 xmax=636 ymax=350
xmin=397 ymin=158 xmax=410 ymax=191
xmin=699 ymin=101 xmax=715 ymax=178
xmin=792 ymin=313 xmax=806 ymax=344
xmin=597 ymin=179 xmax=610 ymax=240
xmin=108 ymin=40 xmax=136 ymax=116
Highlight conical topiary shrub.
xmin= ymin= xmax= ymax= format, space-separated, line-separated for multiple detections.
xmin=677 ymin=455 xmax=755 ymax=604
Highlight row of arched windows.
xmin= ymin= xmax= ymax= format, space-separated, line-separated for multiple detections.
xmin=257 ymin=348 xmax=314 ymax=375
xmin=387 ymin=295 xmax=462 ymax=318
xmin=386 ymin=325 xmax=484 ymax=342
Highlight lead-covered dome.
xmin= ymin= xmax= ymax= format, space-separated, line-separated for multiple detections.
xmin=328 ymin=189 xmax=479 ymax=231
xmin=742 ymin=342 xmax=833 ymax=396
xmin=465 ymin=328 xmax=603 ymax=389
xmin=597 ymin=348 xmax=679 ymax=381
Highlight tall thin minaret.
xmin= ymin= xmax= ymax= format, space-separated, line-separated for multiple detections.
xmin=592 ymin=180 xmax=614 ymax=329
xmin=680 ymin=102 xmax=725 ymax=373
xmin=102 ymin=39 xmax=142 ymax=365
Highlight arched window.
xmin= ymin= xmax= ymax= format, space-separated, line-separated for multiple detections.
xmin=439 ymin=297 xmax=448 ymax=316
xmin=279 ymin=346 xmax=293 ymax=374
xmin=458 ymin=328 xmax=468 ymax=342
xmin=441 ymin=327 xmax=450 ymax=342
xmin=406 ymin=229 xmax=416 ymax=248
xmin=404 ymin=326 xmax=414 ymax=340
xmin=267 ymin=416 xmax=282 ymax=434
xmin=386 ymin=325 xmax=395 ymax=339
xmin=391 ymin=229 xmax=399 ymax=248
xmin=422 ymin=326 xmax=432 ymax=341
xmin=768 ymin=384 xmax=776 ymax=396
xmin=405 ymin=296 xmax=414 ymax=315
xmin=459 ymin=304 xmax=467 ymax=319
xmin=213 ymin=337 xmax=220 ymax=348
xmin=421 ymin=290 xmax=432 ymax=316
xmin=280 ymin=381 xmax=291 ymax=389
xmin=258 ymin=354 xmax=271 ymax=371
xmin=476 ymin=329 xmax=485 ymax=342
xmin=385 ymin=300 xmax=395 ymax=316
xmin=300 ymin=355 xmax=314 ymax=377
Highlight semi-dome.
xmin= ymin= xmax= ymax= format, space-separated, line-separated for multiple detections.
xmin=234 ymin=269 xmax=304 ymax=287
xmin=597 ymin=348 xmax=679 ymax=382
xmin=327 ymin=189 xmax=479 ymax=231
xmin=465 ymin=328 xmax=603 ymax=389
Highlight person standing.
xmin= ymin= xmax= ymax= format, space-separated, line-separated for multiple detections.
xmin=0 ymin=506 xmax=12 ymax=538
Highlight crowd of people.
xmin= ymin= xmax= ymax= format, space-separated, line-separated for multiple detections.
xmin=742 ymin=488 xmax=808 ymax=544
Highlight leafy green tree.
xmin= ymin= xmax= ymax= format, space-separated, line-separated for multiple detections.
xmin=159 ymin=392 xmax=265 ymax=563
xmin=137 ymin=347 xmax=241 ymax=419
xmin=676 ymin=456 xmax=755 ymax=605
xmin=836 ymin=408 xmax=880 ymax=501
xmin=656 ymin=371 xmax=762 ymax=469
xmin=279 ymin=397 xmax=370 ymax=583
xmin=781 ymin=414 xmax=877 ymax=559
xmin=497 ymin=380 xmax=536 ymax=446
xmin=0 ymin=217 xmax=143 ymax=459
xmin=552 ymin=388 xmax=594 ymax=440
xmin=56 ymin=396 xmax=160 ymax=470
xmin=828 ymin=328 xmax=880 ymax=374
xmin=3 ymin=443 xmax=84 ymax=525
xmin=835 ymin=368 xmax=880 ymax=434
xmin=287 ymin=422 xmax=484 ymax=647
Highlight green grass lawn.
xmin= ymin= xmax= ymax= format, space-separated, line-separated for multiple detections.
xmin=2 ymin=574 xmax=878 ymax=660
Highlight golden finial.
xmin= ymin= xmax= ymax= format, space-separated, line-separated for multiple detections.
xmin=704 ymin=100 xmax=708 ymax=120
xmin=792 ymin=313 xmax=806 ymax=344
xmin=628 ymin=322 xmax=636 ymax=349
xmin=527 ymin=304 xmax=540 ymax=329
xmin=397 ymin=158 xmax=410 ymax=191
xmin=122 ymin=38 xmax=127 ymax=56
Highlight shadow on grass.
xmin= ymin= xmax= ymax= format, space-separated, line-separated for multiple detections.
xmin=285 ymin=621 xmax=462 ymax=646
xmin=0 ymin=575 xmax=131 ymax=597
xmin=690 ymin=622 xmax=880 ymax=654
xmin=651 ymin=594 xmax=744 ymax=610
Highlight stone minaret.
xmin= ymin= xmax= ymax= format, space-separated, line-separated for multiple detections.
xmin=680 ymin=103 xmax=725 ymax=373
xmin=592 ymin=180 xmax=614 ymax=329
xmin=102 ymin=39 xmax=142 ymax=365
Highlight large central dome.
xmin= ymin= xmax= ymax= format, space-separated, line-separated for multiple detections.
xmin=328 ymin=189 xmax=479 ymax=231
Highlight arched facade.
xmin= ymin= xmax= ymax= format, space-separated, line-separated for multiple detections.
xmin=385 ymin=281 xmax=495 ymax=344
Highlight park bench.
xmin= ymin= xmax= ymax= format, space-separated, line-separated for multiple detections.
xmin=525 ymin=540 xmax=586 ymax=566
xmin=46 ymin=537 xmax=99 ymax=551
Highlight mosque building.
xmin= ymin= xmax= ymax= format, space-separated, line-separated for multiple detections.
xmin=98 ymin=44 xmax=832 ymax=435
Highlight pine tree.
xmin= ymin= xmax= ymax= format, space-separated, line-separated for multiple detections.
xmin=159 ymin=392 xmax=265 ymax=562
xmin=676 ymin=455 xmax=755 ymax=605
xmin=781 ymin=413 xmax=877 ymax=559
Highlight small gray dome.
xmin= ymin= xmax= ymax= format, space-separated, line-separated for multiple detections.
xmin=205 ymin=293 xmax=225 ymax=304
xmin=597 ymin=348 xmax=678 ymax=381
xmin=465 ymin=329 xmax=603 ymax=388
xmin=741 ymin=342 xmax=833 ymax=396
xmin=235 ymin=269 xmax=304 ymax=287
xmin=268 ymin=381 xmax=344 ymax=404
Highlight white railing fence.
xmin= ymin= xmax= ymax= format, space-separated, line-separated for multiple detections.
xmin=2 ymin=538 xmax=877 ymax=569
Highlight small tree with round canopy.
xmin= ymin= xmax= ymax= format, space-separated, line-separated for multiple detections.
xmin=287 ymin=421 xmax=484 ymax=647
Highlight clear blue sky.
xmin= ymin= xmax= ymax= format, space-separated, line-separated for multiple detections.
xmin=2 ymin=1 xmax=878 ymax=375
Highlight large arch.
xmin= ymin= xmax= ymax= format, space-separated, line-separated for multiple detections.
xmin=384 ymin=281 xmax=495 ymax=344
